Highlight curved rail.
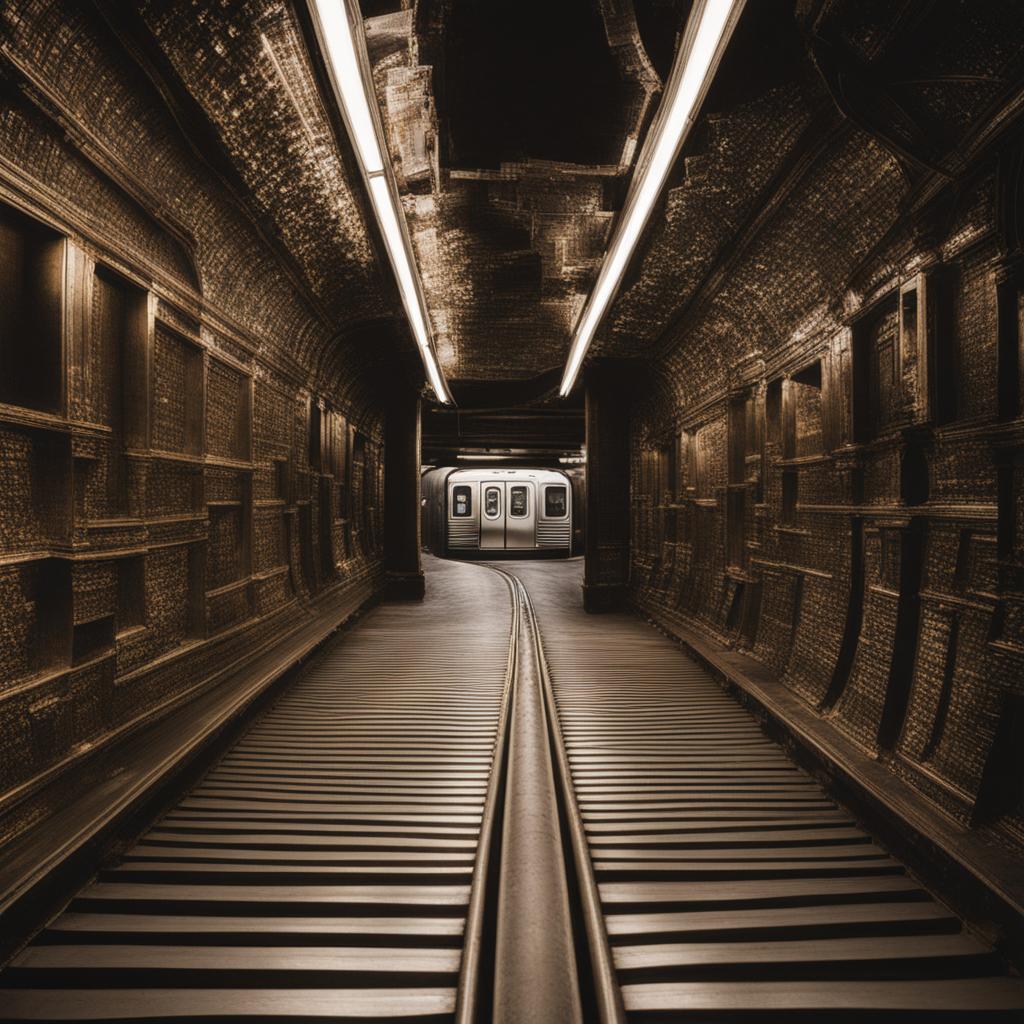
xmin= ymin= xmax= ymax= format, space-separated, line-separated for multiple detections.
xmin=453 ymin=568 xmax=518 ymax=1024
xmin=515 ymin=573 xmax=626 ymax=1024
xmin=471 ymin=562 xmax=625 ymax=1024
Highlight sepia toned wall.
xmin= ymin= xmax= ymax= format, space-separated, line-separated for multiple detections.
xmin=628 ymin=106 xmax=1024 ymax=860
xmin=0 ymin=1 xmax=390 ymax=846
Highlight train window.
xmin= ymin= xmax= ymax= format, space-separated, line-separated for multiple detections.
xmin=452 ymin=485 xmax=472 ymax=517
xmin=509 ymin=485 xmax=528 ymax=517
xmin=484 ymin=486 xmax=501 ymax=518
xmin=544 ymin=485 xmax=567 ymax=518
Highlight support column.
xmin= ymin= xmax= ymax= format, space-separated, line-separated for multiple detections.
xmin=383 ymin=390 xmax=425 ymax=600
xmin=583 ymin=361 xmax=632 ymax=612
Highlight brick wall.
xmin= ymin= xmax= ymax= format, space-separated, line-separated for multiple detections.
xmin=0 ymin=1 xmax=389 ymax=847
xmin=630 ymin=136 xmax=1024 ymax=854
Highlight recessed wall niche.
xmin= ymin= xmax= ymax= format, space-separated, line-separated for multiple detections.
xmin=206 ymin=357 xmax=251 ymax=462
xmin=117 ymin=556 xmax=145 ymax=632
xmin=0 ymin=425 xmax=72 ymax=555
xmin=0 ymin=558 xmax=72 ymax=687
xmin=997 ymin=276 xmax=1022 ymax=422
xmin=691 ymin=425 xmax=712 ymax=499
xmin=790 ymin=362 xmax=824 ymax=458
xmin=765 ymin=378 xmax=783 ymax=447
xmin=0 ymin=203 xmax=64 ymax=414
xmin=91 ymin=266 xmax=149 ymax=515
xmin=152 ymin=323 xmax=204 ymax=455
xmin=852 ymin=295 xmax=900 ymax=442
xmin=308 ymin=399 xmax=322 ymax=472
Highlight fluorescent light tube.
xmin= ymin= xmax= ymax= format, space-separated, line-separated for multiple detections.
xmin=367 ymin=176 xmax=451 ymax=403
xmin=308 ymin=0 xmax=452 ymax=404
xmin=559 ymin=0 xmax=744 ymax=397
xmin=310 ymin=0 xmax=383 ymax=172
xmin=368 ymin=175 xmax=430 ymax=350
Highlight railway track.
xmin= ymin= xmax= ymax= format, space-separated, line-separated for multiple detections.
xmin=498 ymin=560 xmax=1024 ymax=1022
xmin=2 ymin=556 xmax=1023 ymax=1021
xmin=0 ymin=559 xmax=513 ymax=1022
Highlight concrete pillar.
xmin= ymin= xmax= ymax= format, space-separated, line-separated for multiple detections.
xmin=383 ymin=390 xmax=425 ymax=600
xmin=583 ymin=361 xmax=632 ymax=612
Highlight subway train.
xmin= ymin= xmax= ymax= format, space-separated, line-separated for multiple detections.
xmin=422 ymin=467 xmax=578 ymax=556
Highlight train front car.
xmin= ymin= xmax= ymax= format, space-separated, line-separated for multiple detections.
xmin=422 ymin=468 xmax=574 ymax=557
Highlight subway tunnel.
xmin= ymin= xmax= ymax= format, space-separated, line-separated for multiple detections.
xmin=1 ymin=0 xmax=1024 ymax=1020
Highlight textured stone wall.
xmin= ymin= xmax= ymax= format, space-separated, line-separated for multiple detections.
xmin=630 ymin=138 xmax=1024 ymax=856
xmin=621 ymin=0 xmax=1024 ymax=863
xmin=0 ymin=1 xmax=389 ymax=846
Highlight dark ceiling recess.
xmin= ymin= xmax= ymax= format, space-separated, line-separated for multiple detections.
xmin=701 ymin=0 xmax=807 ymax=111
xmin=446 ymin=369 xmax=574 ymax=409
xmin=633 ymin=0 xmax=693 ymax=81
xmin=422 ymin=372 xmax=585 ymax=463
xmin=358 ymin=0 xmax=404 ymax=17
xmin=445 ymin=0 xmax=630 ymax=168
xmin=421 ymin=404 xmax=586 ymax=462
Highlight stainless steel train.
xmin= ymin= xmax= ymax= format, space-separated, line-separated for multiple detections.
xmin=422 ymin=467 xmax=575 ymax=556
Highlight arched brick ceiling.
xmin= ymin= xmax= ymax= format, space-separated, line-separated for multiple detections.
xmin=368 ymin=0 xmax=676 ymax=383
xmin=610 ymin=0 xmax=1024 ymax=400
xmin=88 ymin=0 xmax=1024 ymax=397
xmin=382 ymin=0 xmax=1023 ymax=392
xmin=134 ymin=0 xmax=385 ymax=328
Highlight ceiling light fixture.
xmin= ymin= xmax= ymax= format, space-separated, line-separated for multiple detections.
xmin=558 ymin=0 xmax=745 ymax=397
xmin=307 ymin=0 xmax=452 ymax=404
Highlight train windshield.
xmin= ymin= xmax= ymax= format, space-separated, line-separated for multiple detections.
xmin=509 ymin=486 xmax=528 ymax=517
xmin=452 ymin=485 xmax=472 ymax=517
xmin=544 ymin=485 xmax=567 ymax=518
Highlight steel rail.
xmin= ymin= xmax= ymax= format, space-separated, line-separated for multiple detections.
xmin=0 ymin=558 xmax=514 ymax=1022
xmin=453 ymin=568 xmax=518 ymax=1024
xmin=479 ymin=563 xmax=625 ymax=1024
xmin=513 ymin=572 xmax=627 ymax=1024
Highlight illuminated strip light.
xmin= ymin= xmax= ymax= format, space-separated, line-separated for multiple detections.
xmin=559 ymin=0 xmax=745 ymax=397
xmin=308 ymin=0 xmax=452 ymax=404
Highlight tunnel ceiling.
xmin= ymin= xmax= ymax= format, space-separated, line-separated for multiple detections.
xmin=407 ymin=0 xmax=1024 ymax=390
xmin=442 ymin=0 xmax=638 ymax=170
xmin=99 ymin=0 xmax=1024 ymax=399
xmin=131 ymin=0 xmax=383 ymax=319
xmin=385 ymin=0 xmax=677 ymax=383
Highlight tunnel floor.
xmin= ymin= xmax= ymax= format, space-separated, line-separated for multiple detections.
xmin=1 ymin=557 xmax=1022 ymax=1021
xmin=499 ymin=561 xmax=1024 ymax=1020
xmin=0 ymin=558 xmax=513 ymax=1022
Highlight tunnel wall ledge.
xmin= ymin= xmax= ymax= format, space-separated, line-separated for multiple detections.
xmin=0 ymin=567 xmax=383 ymax=965
xmin=637 ymin=600 xmax=1024 ymax=968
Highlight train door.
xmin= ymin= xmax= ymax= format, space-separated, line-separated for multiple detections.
xmin=505 ymin=481 xmax=536 ymax=549
xmin=480 ymin=483 xmax=504 ymax=549
xmin=479 ymin=480 xmax=537 ymax=549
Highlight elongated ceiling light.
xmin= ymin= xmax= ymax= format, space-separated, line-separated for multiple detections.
xmin=559 ymin=0 xmax=745 ymax=397
xmin=308 ymin=0 xmax=452 ymax=403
